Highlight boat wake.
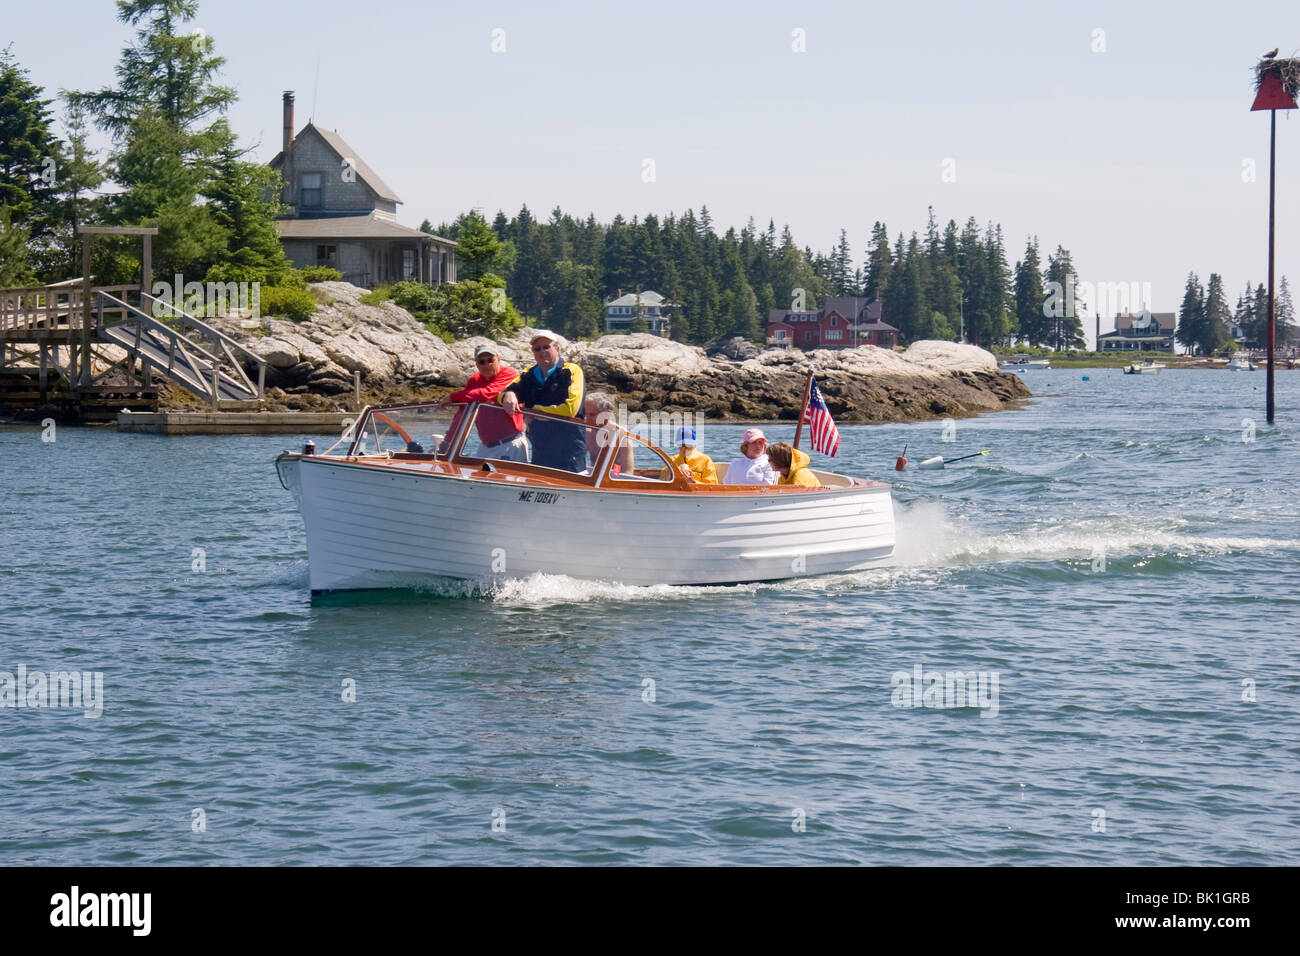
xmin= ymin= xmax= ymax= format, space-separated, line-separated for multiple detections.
xmin=890 ymin=499 xmax=1299 ymax=568
xmin=465 ymin=500 xmax=1300 ymax=607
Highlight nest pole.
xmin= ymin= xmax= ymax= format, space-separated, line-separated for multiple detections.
xmin=1267 ymin=107 xmax=1276 ymax=425
xmin=1250 ymin=58 xmax=1298 ymax=425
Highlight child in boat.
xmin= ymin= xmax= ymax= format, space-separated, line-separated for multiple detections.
xmin=766 ymin=442 xmax=821 ymax=488
xmin=661 ymin=426 xmax=718 ymax=483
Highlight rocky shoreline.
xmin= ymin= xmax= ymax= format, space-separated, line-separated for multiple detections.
xmin=194 ymin=281 xmax=1031 ymax=423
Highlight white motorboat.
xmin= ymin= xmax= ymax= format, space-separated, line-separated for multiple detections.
xmin=1123 ymin=360 xmax=1166 ymax=374
xmin=999 ymin=358 xmax=1051 ymax=373
xmin=275 ymin=401 xmax=895 ymax=594
xmin=1225 ymin=353 xmax=1256 ymax=371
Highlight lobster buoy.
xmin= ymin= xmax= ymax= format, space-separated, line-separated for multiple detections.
xmin=895 ymin=444 xmax=908 ymax=471
xmin=917 ymin=456 xmax=946 ymax=470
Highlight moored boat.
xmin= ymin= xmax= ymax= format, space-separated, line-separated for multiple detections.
xmin=275 ymin=401 xmax=895 ymax=594
xmin=1226 ymin=353 xmax=1256 ymax=371
xmin=1123 ymin=360 xmax=1166 ymax=374
xmin=999 ymin=358 xmax=1051 ymax=373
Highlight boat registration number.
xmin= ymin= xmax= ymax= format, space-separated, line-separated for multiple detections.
xmin=518 ymin=491 xmax=559 ymax=504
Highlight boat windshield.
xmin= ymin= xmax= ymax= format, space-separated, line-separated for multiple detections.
xmin=334 ymin=403 xmax=461 ymax=458
xmin=459 ymin=404 xmax=620 ymax=477
xmin=326 ymin=401 xmax=681 ymax=484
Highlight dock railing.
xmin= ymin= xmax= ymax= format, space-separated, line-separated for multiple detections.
xmin=95 ymin=291 xmax=266 ymax=404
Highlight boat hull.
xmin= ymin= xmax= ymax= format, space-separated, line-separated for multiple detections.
xmin=280 ymin=456 xmax=896 ymax=592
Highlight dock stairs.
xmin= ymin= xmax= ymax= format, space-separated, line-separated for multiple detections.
xmin=95 ymin=291 xmax=266 ymax=404
xmin=0 ymin=282 xmax=266 ymax=420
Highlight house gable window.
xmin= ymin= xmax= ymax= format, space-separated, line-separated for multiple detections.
xmin=831 ymin=315 xmax=838 ymax=326
xmin=300 ymin=173 xmax=323 ymax=209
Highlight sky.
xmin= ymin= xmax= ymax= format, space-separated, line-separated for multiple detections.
xmin=7 ymin=0 xmax=1300 ymax=345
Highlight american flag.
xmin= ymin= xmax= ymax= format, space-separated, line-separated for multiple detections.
xmin=802 ymin=377 xmax=840 ymax=457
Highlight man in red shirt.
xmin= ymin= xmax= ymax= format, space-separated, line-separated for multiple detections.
xmin=437 ymin=344 xmax=530 ymax=461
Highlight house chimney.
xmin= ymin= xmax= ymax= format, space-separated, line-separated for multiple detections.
xmin=282 ymin=91 xmax=295 ymax=208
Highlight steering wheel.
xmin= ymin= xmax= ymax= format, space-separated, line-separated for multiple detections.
xmin=367 ymin=411 xmax=415 ymax=453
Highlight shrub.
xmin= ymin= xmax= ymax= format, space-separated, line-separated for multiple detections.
xmin=258 ymin=285 xmax=317 ymax=322
xmin=204 ymin=262 xmax=275 ymax=287
xmin=388 ymin=280 xmax=437 ymax=312
xmin=300 ymin=265 xmax=343 ymax=283
xmin=360 ymin=285 xmax=391 ymax=306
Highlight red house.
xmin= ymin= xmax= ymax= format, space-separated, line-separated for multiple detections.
xmin=766 ymin=297 xmax=899 ymax=350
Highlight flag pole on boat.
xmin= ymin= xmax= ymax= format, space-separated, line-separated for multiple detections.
xmin=792 ymin=368 xmax=814 ymax=450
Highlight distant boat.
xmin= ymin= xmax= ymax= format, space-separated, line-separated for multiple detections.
xmin=1000 ymin=358 xmax=1051 ymax=373
xmin=1123 ymin=360 xmax=1166 ymax=375
xmin=1226 ymin=353 xmax=1256 ymax=371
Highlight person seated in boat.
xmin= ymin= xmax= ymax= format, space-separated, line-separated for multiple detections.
xmin=723 ymin=427 xmax=778 ymax=485
xmin=499 ymin=330 xmax=587 ymax=472
xmin=660 ymin=426 xmax=718 ymax=483
xmin=583 ymin=391 xmax=634 ymax=476
xmin=434 ymin=344 xmax=529 ymax=461
xmin=765 ymin=442 xmax=821 ymax=488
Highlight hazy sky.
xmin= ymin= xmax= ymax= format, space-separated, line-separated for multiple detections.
xmin=8 ymin=0 xmax=1300 ymax=343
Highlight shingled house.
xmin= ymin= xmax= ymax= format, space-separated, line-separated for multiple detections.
xmin=270 ymin=92 xmax=456 ymax=288
xmin=1097 ymin=310 xmax=1176 ymax=352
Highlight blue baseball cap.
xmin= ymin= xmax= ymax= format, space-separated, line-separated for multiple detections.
xmin=676 ymin=426 xmax=697 ymax=446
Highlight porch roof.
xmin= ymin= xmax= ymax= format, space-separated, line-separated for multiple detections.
xmin=276 ymin=213 xmax=457 ymax=247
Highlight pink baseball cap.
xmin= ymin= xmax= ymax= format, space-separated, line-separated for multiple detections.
xmin=742 ymin=428 xmax=767 ymax=444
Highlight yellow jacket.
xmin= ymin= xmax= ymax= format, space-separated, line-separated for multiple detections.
xmin=662 ymin=448 xmax=718 ymax=483
xmin=778 ymin=448 xmax=821 ymax=487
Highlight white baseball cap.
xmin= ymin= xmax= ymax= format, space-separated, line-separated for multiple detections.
xmin=530 ymin=329 xmax=561 ymax=345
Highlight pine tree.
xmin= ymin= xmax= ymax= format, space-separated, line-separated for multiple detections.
xmin=956 ymin=218 xmax=987 ymax=345
xmin=1251 ymin=283 xmax=1269 ymax=347
xmin=66 ymin=0 xmax=235 ymax=137
xmin=509 ymin=204 xmax=546 ymax=315
xmin=863 ymin=222 xmax=892 ymax=301
xmin=1042 ymin=245 xmax=1084 ymax=350
xmin=1202 ymin=273 xmax=1232 ymax=354
xmin=975 ymin=223 xmax=1014 ymax=347
xmin=1233 ymin=282 xmax=1254 ymax=346
xmin=0 ymin=47 xmax=64 ymax=266
xmin=1175 ymin=273 xmax=1205 ymax=354
xmin=204 ymin=120 xmax=288 ymax=284
xmin=1014 ymin=237 xmax=1045 ymax=346
xmin=0 ymin=209 xmax=36 ymax=286
xmin=831 ymin=228 xmax=853 ymax=295
xmin=1278 ymin=275 xmax=1296 ymax=347
xmin=454 ymin=209 xmax=506 ymax=280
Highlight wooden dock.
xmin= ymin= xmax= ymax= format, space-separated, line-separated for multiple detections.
xmin=117 ymin=410 xmax=355 ymax=435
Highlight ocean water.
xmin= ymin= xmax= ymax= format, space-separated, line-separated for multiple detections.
xmin=1 ymin=368 xmax=1298 ymax=865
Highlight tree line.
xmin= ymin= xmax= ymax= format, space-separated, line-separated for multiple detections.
xmin=1175 ymin=272 xmax=1295 ymax=355
xmin=426 ymin=205 xmax=1089 ymax=349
